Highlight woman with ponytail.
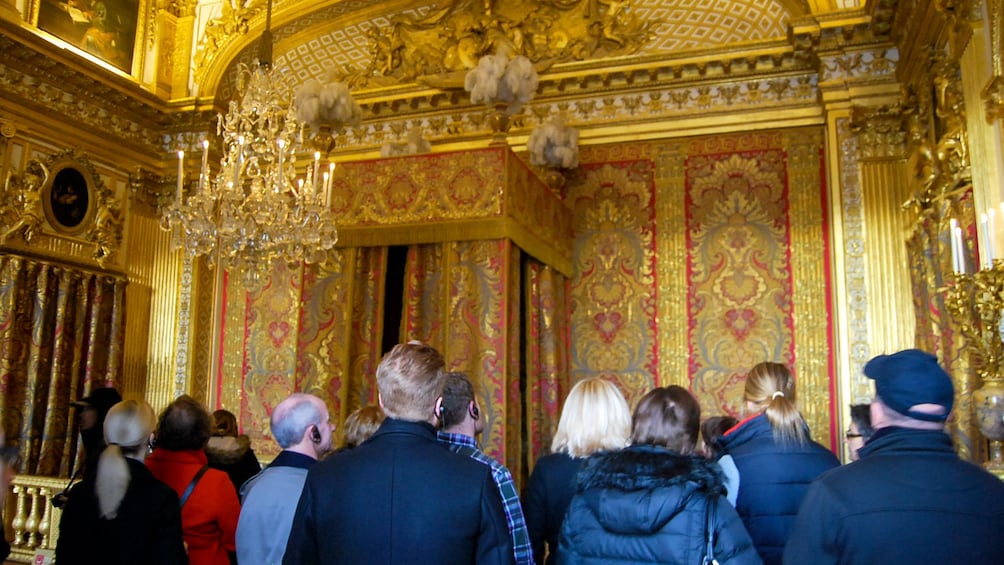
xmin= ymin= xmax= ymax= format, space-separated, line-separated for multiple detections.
xmin=715 ymin=362 xmax=839 ymax=565
xmin=56 ymin=400 xmax=187 ymax=564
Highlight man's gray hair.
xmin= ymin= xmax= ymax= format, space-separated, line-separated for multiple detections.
xmin=271 ymin=394 xmax=325 ymax=448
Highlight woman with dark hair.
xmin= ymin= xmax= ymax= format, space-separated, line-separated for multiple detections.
xmin=205 ymin=409 xmax=260 ymax=492
xmin=56 ymin=400 xmax=187 ymax=564
xmin=147 ymin=395 xmax=240 ymax=565
xmin=717 ymin=362 xmax=839 ymax=565
xmin=558 ymin=386 xmax=760 ymax=564
xmin=700 ymin=415 xmax=738 ymax=459
xmin=845 ymin=403 xmax=874 ymax=461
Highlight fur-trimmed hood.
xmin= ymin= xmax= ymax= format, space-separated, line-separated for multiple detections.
xmin=573 ymin=445 xmax=724 ymax=536
xmin=205 ymin=435 xmax=252 ymax=465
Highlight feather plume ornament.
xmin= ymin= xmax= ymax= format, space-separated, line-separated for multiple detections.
xmin=528 ymin=120 xmax=580 ymax=169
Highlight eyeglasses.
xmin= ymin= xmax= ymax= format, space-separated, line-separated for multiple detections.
xmin=845 ymin=433 xmax=863 ymax=439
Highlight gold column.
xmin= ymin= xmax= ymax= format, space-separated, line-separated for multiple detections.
xmin=122 ymin=214 xmax=185 ymax=413
xmin=960 ymin=18 xmax=1004 ymax=215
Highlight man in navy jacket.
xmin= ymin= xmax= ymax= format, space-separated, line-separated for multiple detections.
xmin=283 ymin=341 xmax=515 ymax=565
xmin=784 ymin=349 xmax=1004 ymax=564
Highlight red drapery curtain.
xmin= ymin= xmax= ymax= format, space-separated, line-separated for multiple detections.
xmin=0 ymin=254 xmax=126 ymax=476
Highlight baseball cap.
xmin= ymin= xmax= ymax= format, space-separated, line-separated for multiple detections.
xmin=70 ymin=387 xmax=122 ymax=417
xmin=864 ymin=349 xmax=954 ymax=422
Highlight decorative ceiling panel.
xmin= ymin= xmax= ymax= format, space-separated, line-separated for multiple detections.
xmin=633 ymin=0 xmax=789 ymax=51
xmin=269 ymin=0 xmax=791 ymax=87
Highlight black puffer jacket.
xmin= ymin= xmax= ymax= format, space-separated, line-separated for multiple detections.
xmin=557 ymin=445 xmax=761 ymax=565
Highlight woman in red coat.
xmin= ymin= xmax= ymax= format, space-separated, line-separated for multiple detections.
xmin=147 ymin=395 xmax=240 ymax=565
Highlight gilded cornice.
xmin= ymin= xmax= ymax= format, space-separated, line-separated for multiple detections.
xmin=0 ymin=23 xmax=175 ymax=165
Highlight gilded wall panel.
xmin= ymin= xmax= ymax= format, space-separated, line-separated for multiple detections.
xmin=567 ymin=158 xmax=658 ymax=407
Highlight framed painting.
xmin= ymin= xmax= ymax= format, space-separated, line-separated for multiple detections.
xmin=33 ymin=0 xmax=142 ymax=74
xmin=41 ymin=157 xmax=97 ymax=235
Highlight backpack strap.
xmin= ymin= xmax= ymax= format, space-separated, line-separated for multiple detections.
xmin=179 ymin=465 xmax=210 ymax=509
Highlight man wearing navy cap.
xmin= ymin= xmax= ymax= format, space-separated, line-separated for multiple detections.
xmin=784 ymin=349 xmax=1004 ymax=564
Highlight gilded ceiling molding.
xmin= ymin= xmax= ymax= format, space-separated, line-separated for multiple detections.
xmin=849 ymin=104 xmax=907 ymax=159
xmin=0 ymin=32 xmax=170 ymax=162
xmin=342 ymin=0 xmax=658 ymax=88
xmin=192 ymin=0 xmax=259 ymax=88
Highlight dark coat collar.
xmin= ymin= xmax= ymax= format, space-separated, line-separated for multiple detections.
xmin=576 ymin=444 xmax=725 ymax=493
xmin=857 ymin=426 xmax=956 ymax=459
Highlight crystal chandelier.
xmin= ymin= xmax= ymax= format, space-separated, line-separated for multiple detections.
xmin=161 ymin=0 xmax=338 ymax=285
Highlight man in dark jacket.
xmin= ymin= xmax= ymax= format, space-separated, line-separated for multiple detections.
xmin=283 ymin=342 xmax=515 ymax=565
xmin=784 ymin=349 xmax=1004 ymax=564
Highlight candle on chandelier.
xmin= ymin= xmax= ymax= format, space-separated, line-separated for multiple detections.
xmin=176 ymin=150 xmax=185 ymax=202
xmin=327 ymin=161 xmax=335 ymax=198
xmin=312 ymin=152 xmax=321 ymax=198
xmin=981 ymin=213 xmax=991 ymax=270
xmin=950 ymin=218 xmax=961 ymax=274
xmin=988 ymin=207 xmax=998 ymax=264
xmin=199 ymin=140 xmax=209 ymax=194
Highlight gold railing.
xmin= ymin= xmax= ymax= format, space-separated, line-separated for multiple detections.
xmin=3 ymin=475 xmax=64 ymax=563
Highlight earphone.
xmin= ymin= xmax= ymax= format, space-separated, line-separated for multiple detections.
xmin=310 ymin=426 xmax=321 ymax=443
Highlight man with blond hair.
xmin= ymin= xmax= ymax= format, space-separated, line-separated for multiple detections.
xmin=236 ymin=393 xmax=334 ymax=565
xmin=284 ymin=342 xmax=514 ymax=565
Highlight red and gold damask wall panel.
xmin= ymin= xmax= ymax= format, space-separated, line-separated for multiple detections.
xmin=567 ymin=159 xmax=658 ymax=406
xmin=685 ymin=140 xmax=796 ymax=415
xmin=681 ymin=129 xmax=835 ymax=446
xmin=228 ymin=264 xmax=307 ymax=459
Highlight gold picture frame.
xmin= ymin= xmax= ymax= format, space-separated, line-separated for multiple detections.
xmin=41 ymin=157 xmax=97 ymax=235
xmin=29 ymin=0 xmax=147 ymax=76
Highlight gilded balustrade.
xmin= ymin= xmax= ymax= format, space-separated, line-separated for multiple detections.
xmin=3 ymin=475 xmax=63 ymax=563
xmin=943 ymin=267 xmax=1004 ymax=479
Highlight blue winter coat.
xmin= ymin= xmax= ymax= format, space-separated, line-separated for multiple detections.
xmin=717 ymin=414 xmax=838 ymax=565
xmin=557 ymin=445 xmax=762 ymax=565
xmin=784 ymin=427 xmax=1004 ymax=564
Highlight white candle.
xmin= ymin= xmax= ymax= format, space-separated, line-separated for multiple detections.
xmin=950 ymin=219 xmax=961 ymax=274
xmin=956 ymin=225 xmax=966 ymax=274
xmin=981 ymin=213 xmax=991 ymax=270
xmin=277 ymin=139 xmax=286 ymax=194
xmin=176 ymin=150 xmax=185 ymax=202
xmin=989 ymin=208 xmax=997 ymax=263
xmin=199 ymin=140 xmax=209 ymax=194
xmin=312 ymin=152 xmax=321 ymax=197
xmin=327 ymin=163 xmax=335 ymax=197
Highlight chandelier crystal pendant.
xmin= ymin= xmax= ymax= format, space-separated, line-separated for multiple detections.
xmin=161 ymin=2 xmax=338 ymax=285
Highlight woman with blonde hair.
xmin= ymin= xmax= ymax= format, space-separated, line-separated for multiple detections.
xmin=341 ymin=405 xmax=385 ymax=449
xmin=716 ymin=362 xmax=838 ymax=565
xmin=559 ymin=386 xmax=760 ymax=564
xmin=523 ymin=377 xmax=631 ymax=565
xmin=56 ymin=399 xmax=187 ymax=564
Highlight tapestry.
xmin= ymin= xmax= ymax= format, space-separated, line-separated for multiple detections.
xmin=567 ymin=160 xmax=658 ymax=406
xmin=574 ymin=129 xmax=835 ymax=446
xmin=684 ymin=145 xmax=795 ymax=416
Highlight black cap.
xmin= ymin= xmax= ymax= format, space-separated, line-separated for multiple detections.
xmin=864 ymin=349 xmax=953 ymax=422
xmin=70 ymin=387 xmax=122 ymax=417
